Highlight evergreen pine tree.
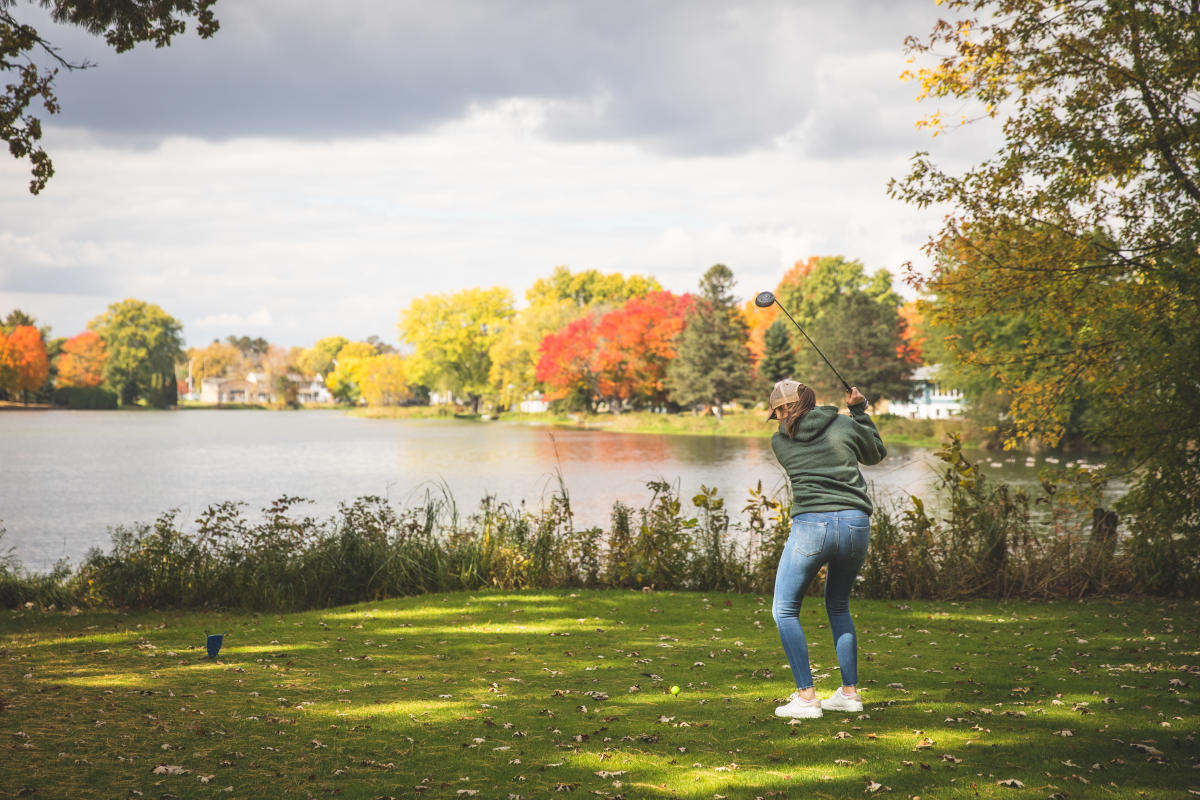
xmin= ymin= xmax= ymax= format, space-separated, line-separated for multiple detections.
xmin=666 ymin=264 xmax=753 ymax=411
xmin=759 ymin=318 xmax=793 ymax=384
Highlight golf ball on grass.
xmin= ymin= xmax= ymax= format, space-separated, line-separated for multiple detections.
xmin=670 ymin=685 xmax=680 ymax=695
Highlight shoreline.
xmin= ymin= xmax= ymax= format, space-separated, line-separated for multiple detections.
xmin=4 ymin=401 xmax=1104 ymax=454
xmin=349 ymin=406 xmax=966 ymax=449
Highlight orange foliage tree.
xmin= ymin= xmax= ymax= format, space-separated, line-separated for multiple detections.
xmin=2 ymin=325 xmax=49 ymax=403
xmin=57 ymin=330 xmax=108 ymax=388
xmin=535 ymin=315 xmax=601 ymax=411
xmin=536 ymin=291 xmax=692 ymax=412
xmin=743 ymin=257 xmax=818 ymax=364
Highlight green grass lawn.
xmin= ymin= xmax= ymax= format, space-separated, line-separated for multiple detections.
xmin=1 ymin=591 xmax=1195 ymax=799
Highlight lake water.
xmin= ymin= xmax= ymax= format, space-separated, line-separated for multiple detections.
xmin=0 ymin=409 xmax=1109 ymax=571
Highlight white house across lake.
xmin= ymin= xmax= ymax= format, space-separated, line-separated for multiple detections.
xmin=887 ymin=365 xmax=965 ymax=419
xmin=198 ymin=373 xmax=332 ymax=405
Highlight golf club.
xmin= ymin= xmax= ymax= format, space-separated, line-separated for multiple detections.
xmin=754 ymin=290 xmax=853 ymax=394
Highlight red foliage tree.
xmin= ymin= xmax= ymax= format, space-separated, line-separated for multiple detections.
xmin=4 ymin=325 xmax=49 ymax=403
xmin=57 ymin=330 xmax=108 ymax=388
xmin=535 ymin=314 xmax=600 ymax=410
xmin=535 ymin=291 xmax=692 ymax=412
xmin=593 ymin=291 xmax=691 ymax=410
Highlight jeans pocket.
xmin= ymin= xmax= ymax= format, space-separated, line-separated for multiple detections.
xmin=792 ymin=520 xmax=827 ymax=557
xmin=848 ymin=522 xmax=871 ymax=560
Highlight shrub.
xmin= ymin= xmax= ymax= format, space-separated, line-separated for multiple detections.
xmin=51 ymin=386 xmax=118 ymax=409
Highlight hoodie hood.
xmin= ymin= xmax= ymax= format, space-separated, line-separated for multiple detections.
xmin=778 ymin=405 xmax=840 ymax=443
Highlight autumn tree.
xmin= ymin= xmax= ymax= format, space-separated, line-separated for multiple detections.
xmin=57 ymin=330 xmax=107 ymax=387
xmin=490 ymin=266 xmax=656 ymax=410
xmin=0 ymin=324 xmax=48 ymax=403
xmin=187 ymin=339 xmax=242 ymax=387
xmin=666 ymin=264 xmax=753 ymax=412
xmin=399 ymin=287 xmax=514 ymax=413
xmin=88 ymin=299 xmax=184 ymax=407
xmin=534 ymin=314 xmax=601 ymax=412
xmin=360 ymin=353 xmax=410 ymax=406
xmin=592 ymin=292 xmax=690 ymax=411
xmin=771 ymin=256 xmax=915 ymax=402
xmin=891 ymin=0 xmax=1200 ymax=592
xmin=1 ymin=0 xmax=219 ymax=193
xmin=537 ymin=291 xmax=691 ymax=412
xmin=526 ymin=266 xmax=662 ymax=309
xmin=325 ymin=341 xmax=377 ymax=405
xmin=795 ymin=290 xmax=918 ymax=402
xmin=298 ymin=336 xmax=349 ymax=379
xmin=489 ymin=299 xmax=579 ymax=410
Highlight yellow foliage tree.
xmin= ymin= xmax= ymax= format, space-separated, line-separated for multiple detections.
xmin=298 ymin=336 xmax=349 ymax=379
xmin=490 ymin=267 xmax=662 ymax=409
xmin=187 ymin=341 xmax=243 ymax=389
xmin=399 ymin=287 xmax=514 ymax=413
xmin=325 ymin=341 xmax=376 ymax=404
xmin=488 ymin=299 xmax=580 ymax=410
xmin=526 ymin=266 xmax=662 ymax=309
xmin=360 ymin=353 xmax=410 ymax=406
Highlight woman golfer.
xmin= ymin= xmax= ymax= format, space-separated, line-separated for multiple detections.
xmin=767 ymin=379 xmax=886 ymax=719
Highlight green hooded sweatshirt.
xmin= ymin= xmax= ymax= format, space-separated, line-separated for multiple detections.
xmin=770 ymin=401 xmax=887 ymax=516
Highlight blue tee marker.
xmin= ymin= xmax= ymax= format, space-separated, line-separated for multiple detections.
xmin=206 ymin=632 xmax=226 ymax=659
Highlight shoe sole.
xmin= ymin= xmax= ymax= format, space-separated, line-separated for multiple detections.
xmin=774 ymin=707 xmax=822 ymax=719
xmin=820 ymin=700 xmax=863 ymax=712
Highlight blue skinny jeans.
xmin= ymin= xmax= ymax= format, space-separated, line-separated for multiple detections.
xmin=771 ymin=510 xmax=870 ymax=690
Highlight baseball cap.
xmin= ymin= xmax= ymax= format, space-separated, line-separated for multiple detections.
xmin=767 ymin=379 xmax=805 ymax=420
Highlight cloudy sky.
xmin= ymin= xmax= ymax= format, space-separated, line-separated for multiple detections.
xmin=0 ymin=0 xmax=992 ymax=348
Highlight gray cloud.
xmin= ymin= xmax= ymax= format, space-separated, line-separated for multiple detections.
xmin=0 ymin=263 xmax=115 ymax=296
xmin=18 ymin=0 xmax=947 ymax=156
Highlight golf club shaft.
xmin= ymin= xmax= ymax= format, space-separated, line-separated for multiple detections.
xmin=773 ymin=301 xmax=853 ymax=394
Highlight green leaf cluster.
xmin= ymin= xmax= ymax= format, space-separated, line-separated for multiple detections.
xmin=666 ymin=264 xmax=753 ymax=409
xmin=87 ymin=298 xmax=184 ymax=407
xmin=892 ymin=0 xmax=1200 ymax=592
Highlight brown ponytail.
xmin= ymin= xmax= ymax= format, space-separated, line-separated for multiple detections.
xmin=778 ymin=385 xmax=817 ymax=440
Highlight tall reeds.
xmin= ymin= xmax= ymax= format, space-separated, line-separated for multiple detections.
xmin=0 ymin=438 xmax=1148 ymax=610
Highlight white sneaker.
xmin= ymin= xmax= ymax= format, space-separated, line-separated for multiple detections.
xmin=774 ymin=692 xmax=823 ymax=719
xmin=820 ymin=688 xmax=864 ymax=713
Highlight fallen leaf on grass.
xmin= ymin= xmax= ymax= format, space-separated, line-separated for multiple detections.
xmin=865 ymin=780 xmax=884 ymax=793
xmin=152 ymin=765 xmax=188 ymax=775
xmin=996 ymin=778 xmax=1025 ymax=788
xmin=1052 ymin=729 xmax=1075 ymax=736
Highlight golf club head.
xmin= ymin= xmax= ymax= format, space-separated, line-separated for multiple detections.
xmin=754 ymin=291 xmax=776 ymax=308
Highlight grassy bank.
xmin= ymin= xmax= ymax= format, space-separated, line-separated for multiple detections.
xmin=351 ymin=406 xmax=965 ymax=448
xmin=1 ymin=589 xmax=1194 ymax=799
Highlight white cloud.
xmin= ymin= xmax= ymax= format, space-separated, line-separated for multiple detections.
xmin=196 ymin=307 xmax=273 ymax=329
xmin=0 ymin=1 xmax=993 ymax=345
